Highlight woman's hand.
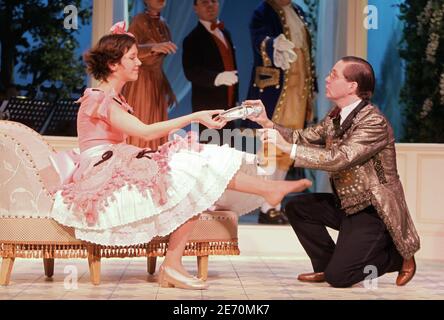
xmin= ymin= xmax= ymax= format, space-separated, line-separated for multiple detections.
xmin=151 ymin=41 xmax=177 ymax=55
xmin=243 ymin=100 xmax=273 ymax=128
xmin=193 ymin=110 xmax=227 ymax=129
xmin=258 ymin=128 xmax=293 ymax=155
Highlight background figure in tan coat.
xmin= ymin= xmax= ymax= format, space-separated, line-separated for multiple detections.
xmin=243 ymin=0 xmax=317 ymax=225
xmin=123 ymin=0 xmax=177 ymax=150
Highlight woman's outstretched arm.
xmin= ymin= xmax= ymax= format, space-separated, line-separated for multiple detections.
xmin=108 ymin=101 xmax=225 ymax=142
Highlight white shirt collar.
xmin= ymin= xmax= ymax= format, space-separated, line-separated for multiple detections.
xmin=200 ymin=19 xmax=221 ymax=33
xmin=340 ymin=99 xmax=362 ymax=124
xmin=199 ymin=19 xmax=227 ymax=47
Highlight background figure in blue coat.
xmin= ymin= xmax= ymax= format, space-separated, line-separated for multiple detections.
xmin=243 ymin=0 xmax=317 ymax=224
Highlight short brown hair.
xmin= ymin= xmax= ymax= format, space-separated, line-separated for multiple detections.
xmin=340 ymin=56 xmax=375 ymax=100
xmin=84 ymin=34 xmax=136 ymax=81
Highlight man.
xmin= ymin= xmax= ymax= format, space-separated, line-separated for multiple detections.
xmin=243 ymin=0 xmax=316 ymax=224
xmin=247 ymin=57 xmax=420 ymax=288
xmin=183 ymin=0 xmax=238 ymax=144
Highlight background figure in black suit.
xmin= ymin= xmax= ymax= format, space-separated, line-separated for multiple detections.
xmin=244 ymin=0 xmax=317 ymax=225
xmin=183 ymin=0 xmax=238 ymax=145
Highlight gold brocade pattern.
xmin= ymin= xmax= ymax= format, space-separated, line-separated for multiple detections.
xmin=291 ymin=104 xmax=420 ymax=259
xmin=254 ymin=66 xmax=281 ymax=90
xmin=372 ymin=155 xmax=388 ymax=184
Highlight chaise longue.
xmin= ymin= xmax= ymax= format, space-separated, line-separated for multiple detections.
xmin=0 ymin=120 xmax=240 ymax=286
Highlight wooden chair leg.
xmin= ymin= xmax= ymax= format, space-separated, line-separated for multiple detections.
xmin=147 ymin=256 xmax=157 ymax=275
xmin=0 ymin=257 xmax=15 ymax=286
xmin=43 ymin=258 xmax=54 ymax=278
xmin=197 ymin=255 xmax=209 ymax=281
xmin=87 ymin=245 xmax=101 ymax=285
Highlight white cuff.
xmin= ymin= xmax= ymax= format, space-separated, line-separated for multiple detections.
xmin=273 ymin=48 xmax=297 ymax=71
xmin=290 ymin=144 xmax=298 ymax=160
xmin=273 ymin=34 xmax=295 ymax=51
xmin=273 ymin=49 xmax=287 ymax=70
xmin=214 ymin=71 xmax=238 ymax=87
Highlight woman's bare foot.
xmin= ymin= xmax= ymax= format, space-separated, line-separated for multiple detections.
xmin=264 ymin=179 xmax=312 ymax=207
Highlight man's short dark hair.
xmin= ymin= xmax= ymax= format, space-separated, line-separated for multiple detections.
xmin=340 ymin=56 xmax=375 ymax=100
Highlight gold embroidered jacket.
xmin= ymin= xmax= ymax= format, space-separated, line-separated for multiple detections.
xmin=274 ymin=103 xmax=420 ymax=259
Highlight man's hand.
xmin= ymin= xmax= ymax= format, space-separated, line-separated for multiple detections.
xmin=258 ymin=128 xmax=293 ymax=155
xmin=214 ymin=71 xmax=238 ymax=87
xmin=243 ymin=100 xmax=273 ymax=128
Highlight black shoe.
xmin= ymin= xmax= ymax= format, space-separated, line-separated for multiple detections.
xmin=258 ymin=209 xmax=289 ymax=225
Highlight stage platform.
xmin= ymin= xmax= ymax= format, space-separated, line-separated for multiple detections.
xmin=1 ymin=136 xmax=442 ymax=300
xmin=0 ymin=254 xmax=442 ymax=300
xmin=1 ymin=224 xmax=443 ymax=300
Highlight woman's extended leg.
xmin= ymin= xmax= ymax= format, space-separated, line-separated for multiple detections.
xmin=160 ymin=171 xmax=311 ymax=280
xmin=227 ymin=171 xmax=312 ymax=207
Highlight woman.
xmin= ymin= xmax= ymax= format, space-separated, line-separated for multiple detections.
xmin=122 ymin=0 xmax=177 ymax=150
xmin=50 ymin=24 xmax=312 ymax=290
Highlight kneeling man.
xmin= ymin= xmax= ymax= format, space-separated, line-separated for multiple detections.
xmin=247 ymin=56 xmax=420 ymax=288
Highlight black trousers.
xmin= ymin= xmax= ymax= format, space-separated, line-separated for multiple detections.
xmin=285 ymin=193 xmax=403 ymax=288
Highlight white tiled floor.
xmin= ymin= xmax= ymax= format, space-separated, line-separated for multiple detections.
xmin=1 ymin=256 xmax=443 ymax=300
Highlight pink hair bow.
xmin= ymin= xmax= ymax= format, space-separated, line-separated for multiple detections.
xmin=109 ymin=21 xmax=135 ymax=38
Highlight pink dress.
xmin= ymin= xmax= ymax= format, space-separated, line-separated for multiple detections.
xmin=50 ymin=88 xmax=264 ymax=246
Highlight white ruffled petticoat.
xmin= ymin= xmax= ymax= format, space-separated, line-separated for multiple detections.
xmin=51 ymin=143 xmax=265 ymax=246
